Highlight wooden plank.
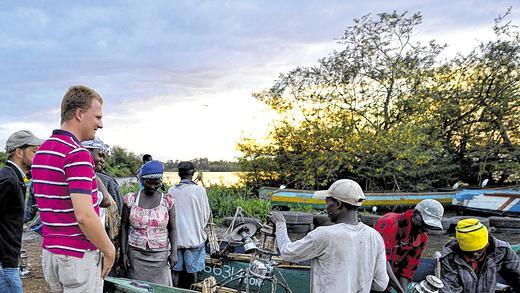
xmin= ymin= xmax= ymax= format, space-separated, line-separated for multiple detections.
xmin=484 ymin=193 xmax=520 ymax=199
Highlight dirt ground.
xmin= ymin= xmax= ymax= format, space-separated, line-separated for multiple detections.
xmin=21 ymin=233 xmax=49 ymax=293
xmin=21 ymin=227 xmax=520 ymax=292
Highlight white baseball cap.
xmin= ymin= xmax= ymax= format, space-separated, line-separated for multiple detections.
xmin=315 ymin=179 xmax=366 ymax=206
xmin=415 ymin=199 xmax=444 ymax=230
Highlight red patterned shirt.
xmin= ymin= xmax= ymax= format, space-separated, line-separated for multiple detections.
xmin=374 ymin=209 xmax=428 ymax=281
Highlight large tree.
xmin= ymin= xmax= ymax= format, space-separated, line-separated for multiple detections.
xmin=239 ymin=11 xmax=519 ymax=191
xmin=431 ymin=10 xmax=520 ymax=185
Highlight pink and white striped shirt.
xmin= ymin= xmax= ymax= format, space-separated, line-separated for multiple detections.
xmin=32 ymin=129 xmax=99 ymax=258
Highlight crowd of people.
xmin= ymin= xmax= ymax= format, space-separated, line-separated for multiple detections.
xmin=271 ymin=179 xmax=520 ymax=292
xmin=0 ymin=85 xmax=519 ymax=293
xmin=0 ymin=86 xmax=211 ymax=293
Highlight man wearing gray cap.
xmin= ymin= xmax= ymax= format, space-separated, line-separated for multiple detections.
xmin=0 ymin=130 xmax=43 ymax=293
xmin=374 ymin=199 xmax=444 ymax=293
xmin=270 ymin=179 xmax=389 ymax=293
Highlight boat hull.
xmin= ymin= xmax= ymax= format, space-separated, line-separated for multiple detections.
xmin=105 ymin=245 xmax=520 ymax=292
xmin=104 ymin=277 xmax=198 ymax=293
xmin=259 ymin=187 xmax=456 ymax=209
xmin=453 ymin=188 xmax=520 ymax=216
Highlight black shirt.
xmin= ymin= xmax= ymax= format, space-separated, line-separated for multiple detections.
xmin=0 ymin=161 xmax=26 ymax=267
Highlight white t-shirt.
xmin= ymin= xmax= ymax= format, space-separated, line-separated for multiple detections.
xmin=275 ymin=221 xmax=389 ymax=293
xmin=168 ymin=182 xmax=210 ymax=248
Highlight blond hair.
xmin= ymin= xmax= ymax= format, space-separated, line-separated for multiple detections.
xmin=60 ymin=85 xmax=104 ymax=123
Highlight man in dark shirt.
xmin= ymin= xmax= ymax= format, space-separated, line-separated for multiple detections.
xmin=0 ymin=130 xmax=43 ymax=292
xmin=82 ymin=138 xmax=122 ymax=211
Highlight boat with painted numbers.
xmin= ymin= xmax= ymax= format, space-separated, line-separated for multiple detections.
xmin=198 ymin=245 xmax=520 ymax=293
xmin=104 ymin=244 xmax=520 ymax=293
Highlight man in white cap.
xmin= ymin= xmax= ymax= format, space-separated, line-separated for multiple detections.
xmin=374 ymin=199 xmax=444 ymax=292
xmin=270 ymin=179 xmax=389 ymax=293
xmin=0 ymin=130 xmax=43 ymax=292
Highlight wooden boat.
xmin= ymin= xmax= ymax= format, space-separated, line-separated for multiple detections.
xmin=104 ymin=243 xmax=520 ymax=293
xmin=199 ymin=253 xmax=310 ymax=293
xmin=198 ymin=244 xmax=520 ymax=293
xmin=258 ymin=187 xmax=457 ymax=209
xmin=452 ymin=187 xmax=520 ymax=217
xmin=104 ymin=277 xmax=198 ymax=293
xmin=260 ymin=185 xmax=520 ymax=211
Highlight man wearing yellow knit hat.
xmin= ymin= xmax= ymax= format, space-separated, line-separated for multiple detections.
xmin=439 ymin=218 xmax=520 ymax=292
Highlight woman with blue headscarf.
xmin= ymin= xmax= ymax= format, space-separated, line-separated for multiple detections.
xmin=120 ymin=160 xmax=178 ymax=286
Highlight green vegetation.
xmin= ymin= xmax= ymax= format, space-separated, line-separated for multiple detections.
xmin=119 ymin=183 xmax=276 ymax=222
xmin=105 ymin=146 xmax=142 ymax=177
xmin=206 ymin=185 xmax=272 ymax=223
xmin=119 ymin=182 xmax=140 ymax=196
xmin=239 ymin=10 xmax=520 ymax=192
xmin=287 ymin=204 xmax=316 ymax=213
xmin=164 ymin=158 xmax=241 ymax=172
xmin=0 ymin=152 xmax=6 ymax=165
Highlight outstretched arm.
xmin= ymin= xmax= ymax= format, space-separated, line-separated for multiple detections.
xmin=270 ymin=212 xmax=319 ymax=263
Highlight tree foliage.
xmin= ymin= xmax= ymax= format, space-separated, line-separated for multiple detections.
xmin=239 ymin=10 xmax=519 ymax=191
xmin=164 ymin=158 xmax=241 ymax=172
xmin=104 ymin=145 xmax=142 ymax=177
xmin=431 ymin=10 xmax=520 ymax=185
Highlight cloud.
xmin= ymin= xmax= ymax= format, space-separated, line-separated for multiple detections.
xmin=1 ymin=0 xmax=519 ymax=160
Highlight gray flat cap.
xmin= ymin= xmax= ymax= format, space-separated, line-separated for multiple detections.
xmin=6 ymin=130 xmax=44 ymax=153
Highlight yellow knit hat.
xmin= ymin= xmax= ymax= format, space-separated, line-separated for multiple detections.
xmin=456 ymin=218 xmax=488 ymax=252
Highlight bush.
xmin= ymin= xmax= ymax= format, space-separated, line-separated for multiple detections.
xmin=288 ymin=204 xmax=316 ymax=213
xmin=206 ymin=185 xmax=272 ymax=223
xmin=120 ymin=182 xmax=139 ymax=195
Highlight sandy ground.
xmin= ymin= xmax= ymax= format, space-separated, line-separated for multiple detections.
xmin=21 ymin=233 xmax=49 ymax=293
xmin=21 ymin=227 xmax=520 ymax=292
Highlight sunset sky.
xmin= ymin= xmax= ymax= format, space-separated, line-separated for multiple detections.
xmin=1 ymin=1 xmax=518 ymax=160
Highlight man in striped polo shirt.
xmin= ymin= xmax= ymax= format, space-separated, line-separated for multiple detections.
xmin=32 ymin=85 xmax=115 ymax=293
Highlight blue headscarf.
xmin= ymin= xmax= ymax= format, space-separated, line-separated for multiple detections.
xmin=140 ymin=160 xmax=164 ymax=180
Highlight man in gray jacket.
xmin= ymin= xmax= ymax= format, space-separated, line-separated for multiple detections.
xmin=439 ymin=218 xmax=520 ymax=292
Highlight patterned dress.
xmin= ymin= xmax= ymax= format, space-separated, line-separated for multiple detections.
xmin=124 ymin=191 xmax=175 ymax=286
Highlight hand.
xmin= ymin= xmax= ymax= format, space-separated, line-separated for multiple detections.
xmin=101 ymin=247 xmax=115 ymax=278
xmin=169 ymin=252 xmax=178 ymax=267
xmin=269 ymin=212 xmax=286 ymax=225
xmin=122 ymin=252 xmax=131 ymax=272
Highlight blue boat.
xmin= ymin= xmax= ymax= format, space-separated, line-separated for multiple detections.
xmin=452 ymin=187 xmax=520 ymax=216
xmin=260 ymin=186 xmax=520 ymax=214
